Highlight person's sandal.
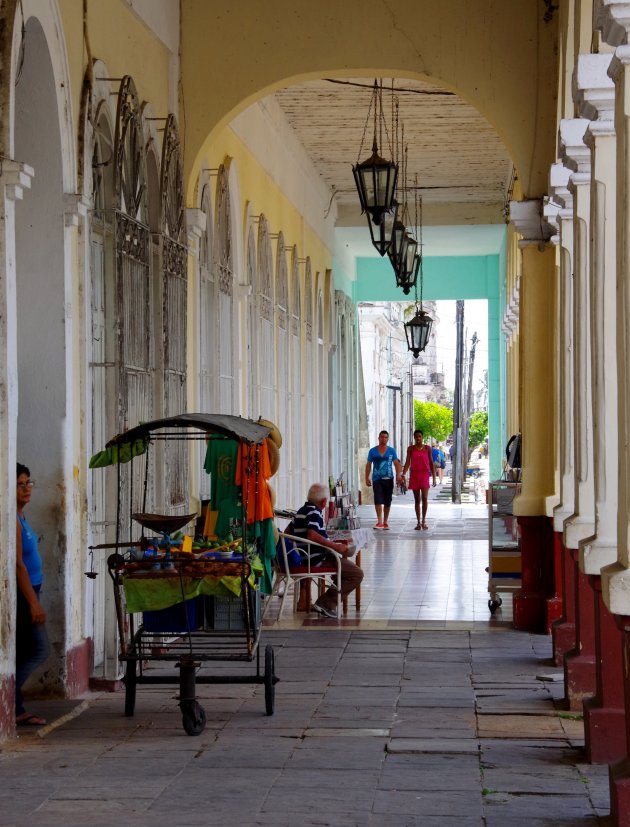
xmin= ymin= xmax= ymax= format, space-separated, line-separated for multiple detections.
xmin=16 ymin=712 xmax=46 ymax=726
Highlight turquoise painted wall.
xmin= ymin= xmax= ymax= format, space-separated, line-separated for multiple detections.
xmin=354 ymin=255 xmax=492 ymax=302
xmin=349 ymin=251 xmax=505 ymax=481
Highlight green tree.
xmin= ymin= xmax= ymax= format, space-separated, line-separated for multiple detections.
xmin=414 ymin=401 xmax=453 ymax=443
xmin=468 ymin=410 xmax=488 ymax=453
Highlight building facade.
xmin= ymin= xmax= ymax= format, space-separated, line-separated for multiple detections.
xmin=1 ymin=2 xmax=630 ymax=822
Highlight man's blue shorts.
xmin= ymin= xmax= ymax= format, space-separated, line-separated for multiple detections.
xmin=373 ymin=478 xmax=394 ymax=507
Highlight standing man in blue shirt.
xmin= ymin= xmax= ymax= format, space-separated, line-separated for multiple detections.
xmin=15 ymin=463 xmax=50 ymax=726
xmin=365 ymin=430 xmax=403 ymax=530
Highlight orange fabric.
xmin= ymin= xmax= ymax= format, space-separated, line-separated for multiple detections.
xmin=235 ymin=442 xmax=274 ymax=523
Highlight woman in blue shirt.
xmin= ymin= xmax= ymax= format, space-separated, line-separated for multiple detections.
xmin=15 ymin=463 xmax=50 ymax=726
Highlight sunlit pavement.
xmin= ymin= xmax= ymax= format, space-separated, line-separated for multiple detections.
xmin=265 ymin=469 xmax=513 ymax=630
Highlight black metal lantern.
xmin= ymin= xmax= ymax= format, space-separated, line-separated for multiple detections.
xmin=352 ymin=80 xmax=398 ymax=224
xmin=404 ymin=305 xmax=433 ymax=357
xmin=388 ymin=220 xmax=408 ymax=272
xmin=395 ymin=250 xmax=420 ymax=295
xmin=366 ymin=199 xmax=398 ymax=256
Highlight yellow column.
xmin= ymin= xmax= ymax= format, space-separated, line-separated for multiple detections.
xmin=512 ymin=242 xmax=556 ymax=516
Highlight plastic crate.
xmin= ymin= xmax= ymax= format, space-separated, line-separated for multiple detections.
xmin=142 ymin=598 xmax=200 ymax=633
xmin=204 ymin=590 xmax=261 ymax=631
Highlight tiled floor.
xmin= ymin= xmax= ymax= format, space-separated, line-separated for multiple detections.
xmin=265 ymin=488 xmax=514 ymax=629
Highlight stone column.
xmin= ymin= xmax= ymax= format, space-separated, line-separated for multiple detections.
xmin=548 ymin=165 xmax=576 ymax=651
xmin=575 ymin=53 xmax=626 ymax=761
xmin=509 ymin=200 xmax=556 ymax=633
xmin=0 ymin=161 xmax=32 ymax=738
xmin=558 ymin=118 xmax=598 ymax=707
xmin=185 ymin=206 xmax=206 ymax=509
xmin=599 ymin=36 xmax=630 ymax=826
xmin=596 ymin=3 xmax=630 ymax=817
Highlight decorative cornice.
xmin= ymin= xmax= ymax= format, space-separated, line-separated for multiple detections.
xmin=574 ymin=54 xmax=615 ymax=121
xmin=509 ymin=199 xmax=555 ymax=246
xmin=595 ymin=0 xmax=630 ymax=47
xmin=584 ymin=119 xmax=616 ymax=153
xmin=548 ymin=162 xmax=573 ymax=211
xmin=559 ymin=119 xmax=592 ymax=177
xmin=608 ymin=43 xmax=630 ymax=83
xmin=0 ymin=160 xmax=34 ymax=202
xmin=63 ymin=193 xmax=90 ymax=227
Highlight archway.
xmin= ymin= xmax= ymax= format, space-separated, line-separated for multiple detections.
xmin=14 ymin=13 xmax=70 ymax=695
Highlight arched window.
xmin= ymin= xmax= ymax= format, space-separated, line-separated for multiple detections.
xmin=316 ymin=287 xmax=326 ymax=477
xmin=215 ymin=165 xmax=235 ymax=413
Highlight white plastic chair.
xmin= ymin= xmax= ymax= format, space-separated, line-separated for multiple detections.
xmin=269 ymin=531 xmax=342 ymax=618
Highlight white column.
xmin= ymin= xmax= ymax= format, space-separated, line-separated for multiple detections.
xmin=559 ymin=119 xmax=596 ymax=550
xmin=603 ymin=45 xmax=630 ymax=611
xmin=548 ymin=163 xmax=575 ymax=528
xmin=0 ymin=162 xmax=32 ymax=697
xmin=575 ymin=55 xmax=619 ymax=574
xmin=186 ymin=206 xmax=206 ymax=509
xmin=62 ymin=192 xmax=90 ymax=652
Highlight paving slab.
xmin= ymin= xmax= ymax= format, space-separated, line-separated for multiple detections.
xmin=0 ymin=628 xmax=611 ymax=826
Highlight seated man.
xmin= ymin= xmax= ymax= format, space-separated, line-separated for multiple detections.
xmin=290 ymin=482 xmax=363 ymax=618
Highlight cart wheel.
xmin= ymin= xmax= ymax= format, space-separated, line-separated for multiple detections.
xmin=488 ymin=599 xmax=502 ymax=615
xmin=181 ymin=700 xmax=206 ymax=736
xmin=264 ymin=644 xmax=276 ymax=716
xmin=124 ymin=659 xmax=137 ymax=717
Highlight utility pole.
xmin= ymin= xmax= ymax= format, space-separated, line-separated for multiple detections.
xmin=452 ymin=300 xmax=464 ymax=503
xmin=461 ymin=332 xmax=478 ymax=486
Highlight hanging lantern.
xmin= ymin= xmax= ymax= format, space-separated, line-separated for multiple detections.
xmin=395 ymin=250 xmax=420 ymax=295
xmin=404 ymin=305 xmax=433 ymax=357
xmin=366 ymin=199 xmax=398 ymax=256
xmin=352 ymin=80 xmax=398 ymax=224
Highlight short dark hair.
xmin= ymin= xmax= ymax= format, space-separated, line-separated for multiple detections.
xmin=17 ymin=462 xmax=30 ymax=478
xmin=413 ymin=429 xmax=423 ymax=437
xmin=378 ymin=430 xmax=389 ymax=437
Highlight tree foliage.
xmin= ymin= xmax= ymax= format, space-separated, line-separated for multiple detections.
xmin=468 ymin=410 xmax=488 ymax=452
xmin=413 ymin=401 xmax=453 ymax=443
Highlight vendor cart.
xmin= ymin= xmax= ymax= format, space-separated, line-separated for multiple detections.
xmin=89 ymin=413 xmax=279 ymax=736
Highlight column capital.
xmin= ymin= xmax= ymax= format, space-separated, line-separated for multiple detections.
xmin=559 ymin=118 xmax=592 ymax=177
xmin=584 ymin=119 xmax=616 ymax=152
xmin=548 ymin=162 xmax=573 ymax=212
xmin=509 ymin=199 xmax=555 ymax=247
xmin=186 ymin=207 xmax=206 ymax=253
xmin=63 ymin=193 xmax=90 ymax=227
xmin=0 ymin=160 xmax=34 ymax=201
xmin=574 ymin=53 xmax=615 ymax=121
xmin=595 ymin=0 xmax=630 ymax=47
xmin=608 ymin=43 xmax=630 ymax=82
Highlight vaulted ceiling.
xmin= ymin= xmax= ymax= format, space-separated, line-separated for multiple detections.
xmin=272 ymin=77 xmax=514 ymax=230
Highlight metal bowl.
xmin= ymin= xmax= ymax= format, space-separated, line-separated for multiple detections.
xmin=132 ymin=513 xmax=197 ymax=535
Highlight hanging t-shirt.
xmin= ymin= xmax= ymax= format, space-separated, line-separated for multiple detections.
xmin=235 ymin=441 xmax=274 ymax=524
xmin=203 ymin=436 xmax=242 ymax=537
xmin=203 ymin=436 xmax=239 ymax=507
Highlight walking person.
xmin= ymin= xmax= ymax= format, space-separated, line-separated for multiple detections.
xmin=15 ymin=462 xmax=51 ymax=726
xmin=402 ymin=430 xmax=436 ymax=530
xmin=437 ymin=443 xmax=446 ymax=484
xmin=365 ymin=430 xmax=403 ymax=530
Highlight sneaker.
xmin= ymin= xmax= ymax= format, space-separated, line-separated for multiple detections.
xmin=313 ymin=600 xmax=338 ymax=619
xmin=383 ymin=522 xmax=390 ymax=530
xmin=374 ymin=523 xmax=385 ymax=530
